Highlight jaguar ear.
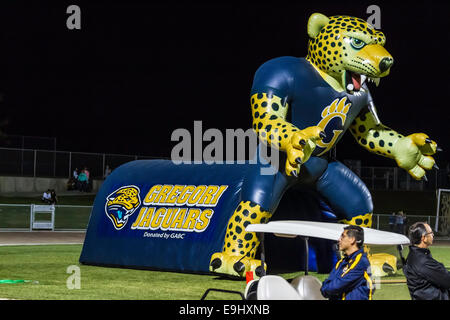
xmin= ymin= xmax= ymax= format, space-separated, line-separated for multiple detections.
xmin=307 ymin=13 xmax=330 ymax=38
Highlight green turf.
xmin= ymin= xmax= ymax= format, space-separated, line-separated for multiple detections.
xmin=0 ymin=196 xmax=94 ymax=229
xmin=0 ymin=205 xmax=92 ymax=230
xmin=0 ymin=244 xmax=449 ymax=300
xmin=0 ymin=245 xmax=247 ymax=300
xmin=0 ymin=191 xmax=446 ymax=299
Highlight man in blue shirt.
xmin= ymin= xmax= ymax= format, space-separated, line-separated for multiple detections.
xmin=321 ymin=225 xmax=374 ymax=300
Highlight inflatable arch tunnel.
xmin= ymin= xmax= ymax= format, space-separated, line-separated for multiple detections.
xmin=79 ymin=159 xmax=337 ymax=274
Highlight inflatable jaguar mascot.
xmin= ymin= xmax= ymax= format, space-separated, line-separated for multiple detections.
xmin=209 ymin=12 xmax=439 ymax=278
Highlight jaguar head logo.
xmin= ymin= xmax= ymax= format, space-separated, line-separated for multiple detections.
xmin=306 ymin=13 xmax=393 ymax=94
xmin=105 ymin=186 xmax=141 ymax=230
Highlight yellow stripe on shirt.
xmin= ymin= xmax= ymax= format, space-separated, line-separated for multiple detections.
xmin=364 ymin=271 xmax=373 ymax=300
xmin=335 ymin=258 xmax=344 ymax=270
xmin=341 ymin=253 xmax=362 ymax=277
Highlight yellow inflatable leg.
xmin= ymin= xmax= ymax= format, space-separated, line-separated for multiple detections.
xmin=209 ymin=200 xmax=272 ymax=278
xmin=338 ymin=213 xmax=373 ymax=228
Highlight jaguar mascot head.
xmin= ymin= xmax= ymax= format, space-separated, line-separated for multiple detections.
xmin=306 ymin=13 xmax=393 ymax=93
xmin=105 ymin=185 xmax=141 ymax=230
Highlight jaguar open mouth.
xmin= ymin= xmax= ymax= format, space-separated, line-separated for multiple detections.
xmin=107 ymin=205 xmax=128 ymax=221
xmin=345 ymin=71 xmax=380 ymax=93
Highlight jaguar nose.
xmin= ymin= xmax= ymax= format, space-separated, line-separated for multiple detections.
xmin=379 ymin=57 xmax=394 ymax=73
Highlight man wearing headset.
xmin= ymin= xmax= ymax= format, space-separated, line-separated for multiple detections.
xmin=320 ymin=225 xmax=374 ymax=300
xmin=403 ymin=222 xmax=450 ymax=300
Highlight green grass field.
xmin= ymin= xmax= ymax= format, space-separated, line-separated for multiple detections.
xmin=0 ymin=244 xmax=449 ymax=300
xmin=0 ymin=192 xmax=447 ymax=300
xmin=0 ymin=195 xmax=95 ymax=230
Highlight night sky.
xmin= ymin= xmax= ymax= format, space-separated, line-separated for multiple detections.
xmin=0 ymin=0 xmax=449 ymax=167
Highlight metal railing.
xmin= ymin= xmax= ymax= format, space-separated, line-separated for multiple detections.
xmin=373 ymin=214 xmax=438 ymax=232
xmin=0 ymin=147 xmax=164 ymax=179
xmin=0 ymin=203 xmax=441 ymax=234
xmin=0 ymin=146 xmax=448 ymax=191
xmin=346 ymin=164 xmax=448 ymax=191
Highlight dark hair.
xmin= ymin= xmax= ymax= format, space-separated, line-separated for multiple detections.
xmin=408 ymin=222 xmax=428 ymax=245
xmin=344 ymin=225 xmax=364 ymax=248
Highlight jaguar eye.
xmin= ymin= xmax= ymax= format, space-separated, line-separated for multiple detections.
xmin=350 ymin=38 xmax=366 ymax=49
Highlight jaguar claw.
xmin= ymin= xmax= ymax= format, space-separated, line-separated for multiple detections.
xmin=210 ymin=258 xmax=222 ymax=270
xmin=233 ymin=261 xmax=245 ymax=274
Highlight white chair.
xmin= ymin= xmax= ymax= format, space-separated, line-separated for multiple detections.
xmin=256 ymin=275 xmax=302 ymax=300
xmin=290 ymin=275 xmax=327 ymax=300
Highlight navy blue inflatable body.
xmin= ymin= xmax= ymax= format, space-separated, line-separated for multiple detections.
xmin=79 ymin=159 xmax=337 ymax=273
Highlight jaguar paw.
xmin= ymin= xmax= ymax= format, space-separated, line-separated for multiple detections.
xmin=209 ymin=252 xmax=266 ymax=279
xmin=368 ymin=253 xmax=398 ymax=277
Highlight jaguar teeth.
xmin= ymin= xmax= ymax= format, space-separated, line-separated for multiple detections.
xmin=373 ymin=78 xmax=380 ymax=87
xmin=368 ymin=77 xmax=381 ymax=87
xmin=360 ymin=75 xmax=367 ymax=85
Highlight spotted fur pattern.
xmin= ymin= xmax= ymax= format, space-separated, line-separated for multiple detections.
xmin=349 ymin=109 xmax=403 ymax=158
xmin=339 ymin=213 xmax=373 ymax=228
xmin=251 ymin=92 xmax=297 ymax=150
xmin=222 ymin=200 xmax=272 ymax=258
xmin=306 ymin=15 xmax=387 ymax=78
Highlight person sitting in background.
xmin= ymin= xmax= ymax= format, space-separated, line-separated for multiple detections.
xmin=73 ymin=168 xmax=79 ymax=180
xmin=77 ymin=170 xmax=88 ymax=192
xmin=41 ymin=189 xmax=52 ymax=204
xmin=83 ymin=167 xmax=92 ymax=192
xmin=67 ymin=168 xmax=79 ymax=191
xmin=84 ymin=167 xmax=90 ymax=181
xmin=50 ymin=189 xmax=58 ymax=205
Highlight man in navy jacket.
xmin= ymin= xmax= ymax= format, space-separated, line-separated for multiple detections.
xmin=321 ymin=225 xmax=374 ymax=300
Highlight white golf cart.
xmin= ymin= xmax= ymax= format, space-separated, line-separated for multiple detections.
xmin=201 ymin=220 xmax=410 ymax=300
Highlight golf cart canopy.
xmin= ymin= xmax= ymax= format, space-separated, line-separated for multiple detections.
xmin=246 ymin=220 xmax=410 ymax=245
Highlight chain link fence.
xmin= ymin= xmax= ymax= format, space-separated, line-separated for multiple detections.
xmin=373 ymin=214 xmax=438 ymax=233
xmin=1 ymin=147 xmax=447 ymax=190
xmin=0 ymin=147 xmax=164 ymax=179
xmin=347 ymin=164 xmax=445 ymax=191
